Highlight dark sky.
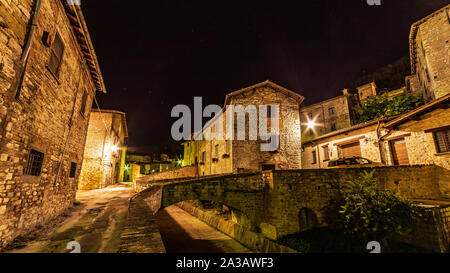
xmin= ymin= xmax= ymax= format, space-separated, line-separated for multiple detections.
xmin=82 ymin=0 xmax=449 ymax=153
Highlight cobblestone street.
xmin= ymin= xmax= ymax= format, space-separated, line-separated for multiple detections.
xmin=5 ymin=185 xmax=251 ymax=253
xmin=6 ymin=186 xmax=132 ymax=253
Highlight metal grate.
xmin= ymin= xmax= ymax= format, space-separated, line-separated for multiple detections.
xmin=24 ymin=149 xmax=44 ymax=176
xmin=434 ymin=130 xmax=450 ymax=153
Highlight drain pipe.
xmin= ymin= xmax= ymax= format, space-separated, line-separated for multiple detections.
xmin=15 ymin=0 xmax=43 ymax=99
xmin=21 ymin=0 xmax=42 ymax=62
xmin=376 ymin=119 xmax=392 ymax=164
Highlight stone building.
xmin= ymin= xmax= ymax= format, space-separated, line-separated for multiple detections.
xmin=79 ymin=109 xmax=128 ymax=190
xmin=406 ymin=4 xmax=450 ymax=102
xmin=123 ymin=152 xmax=176 ymax=181
xmin=302 ymin=118 xmax=387 ymax=169
xmin=300 ymin=89 xmax=356 ymax=143
xmin=0 ymin=1 xmax=105 ymax=248
xmin=356 ymin=82 xmax=377 ymax=101
xmin=383 ymin=94 xmax=450 ymax=172
xmin=183 ymin=81 xmax=304 ymax=175
xmin=302 ymin=94 xmax=450 ymax=175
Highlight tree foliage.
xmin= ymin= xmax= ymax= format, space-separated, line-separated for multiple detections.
xmin=339 ymin=171 xmax=422 ymax=243
xmin=352 ymin=93 xmax=423 ymax=124
xmin=350 ymin=56 xmax=411 ymax=92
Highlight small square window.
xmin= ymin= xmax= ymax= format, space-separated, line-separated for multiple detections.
xmin=48 ymin=32 xmax=65 ymax=77
xmin=80 ymin=91 xmax=88 ymax=117
xmin=69 ymin=162 xmax=77 ymax=178
xmin=25 ymin=149 xmax=44 ymax=176
xmin=328 ymin=107 xmax=335 ymax=116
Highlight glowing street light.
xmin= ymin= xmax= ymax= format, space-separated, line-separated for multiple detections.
xmin=307 ymin=120 xmax=316 ymax=129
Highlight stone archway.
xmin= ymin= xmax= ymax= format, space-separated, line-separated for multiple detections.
xmin=298 ymin=207 xmax=318 ymax=232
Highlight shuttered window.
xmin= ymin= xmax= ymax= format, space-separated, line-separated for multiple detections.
xmin=323 ymin=146 xmax=330 ymax=161
xmin=48 ymin=32 xmax=64 ymax=76
xmin=80 ymin=91 xmax=87 ymax=117
xmin=434 ymin=129 xmax=450 ymax=153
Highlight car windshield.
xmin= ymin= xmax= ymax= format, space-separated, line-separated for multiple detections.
xmin=354 ymin=158 xmax=370 ymax=164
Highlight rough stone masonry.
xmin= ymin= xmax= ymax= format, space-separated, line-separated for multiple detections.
xmin=0 ymin=0 xmax=105 ymax=248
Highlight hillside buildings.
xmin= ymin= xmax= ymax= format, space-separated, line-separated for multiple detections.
xmin=0 ymin=1 xmax=105 ymax=247
xmin=406 ymin=4 xmax=450 ymax=102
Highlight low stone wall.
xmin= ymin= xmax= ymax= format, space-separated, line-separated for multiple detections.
xmin=135 ymin=166 xmax=198 ymax=191
xmin=136 ymin=164 xmax=450 ymax=251
xmin=177 ymin=201 xmax=297 ymax=253
xmin=118 ymin=196 xmax=166 ymax=253
xmin=391 ymin=205 xmax=450 ymax=253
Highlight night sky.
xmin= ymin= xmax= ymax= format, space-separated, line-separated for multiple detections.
xmin=82 ymin=0 xmax=449 ymax=154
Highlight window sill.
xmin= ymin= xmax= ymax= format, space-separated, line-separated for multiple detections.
xmin=435 ymin=152 xmax=450 ymax=156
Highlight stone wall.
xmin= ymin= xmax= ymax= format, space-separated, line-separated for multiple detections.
xmin=79 ymin=110 xmax=127 ymax=190
xmin=229 ymin=85 xmax=302 ymax=173
xmin=184 ymin=82 xmax=303 ymax=177
xmin=300 ymin=94 xmax=353 ymax=143
xmin=177 ymin=201 xmax=297 ymax=253
xmin=137 ymin=165 xmax=449 ymax=247
xmin=0 ymin=1 xmax=98 ymax=248
xmin=263 ymin=166 xmax=448 ymax=239
xmin=135 ymin=165 xmax=199 ymax=191
xmin=410 ymin=4 xmax=450 ymax=101
xmin=357 ymin=82 xmax=377 ymax=101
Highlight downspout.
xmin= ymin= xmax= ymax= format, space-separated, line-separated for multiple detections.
xmin=376 ymin=119 xmax=392 ymax=164
xmin=54 ymin=69 xmax=82 ymax=185
xmin=15 ymin=0 xmax=43 ymax=99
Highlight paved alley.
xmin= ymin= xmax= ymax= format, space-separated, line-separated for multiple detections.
xmin=7 ymin=186 xmax=132 ymax=253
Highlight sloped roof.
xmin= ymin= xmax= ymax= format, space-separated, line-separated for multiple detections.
xmin=61 ymin=1 xmax=106 ymax=93
xmin=223 ymin=80 xmax=304 ymax=106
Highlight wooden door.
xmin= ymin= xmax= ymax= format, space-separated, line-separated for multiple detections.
xmin=340 ymin=142 xmax=362 ymax=158
xmin=390 ymin=138 xmax=409 ymax=165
